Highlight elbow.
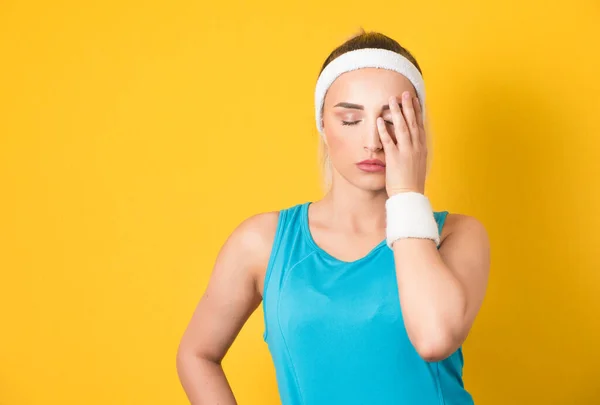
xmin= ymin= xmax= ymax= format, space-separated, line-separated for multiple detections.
xmin=176 ymin=344 xmax=192 ymax=373
xmin=176 ymin=342 xmax=201 ymax=372
xmin=176 ymin=341 xmax=219 ymax=369
xmin=411 ymin=332 xmax=459 ymax=362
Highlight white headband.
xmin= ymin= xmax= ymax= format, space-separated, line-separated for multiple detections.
xmin=314 ymin=48 xmax=426 ymax=135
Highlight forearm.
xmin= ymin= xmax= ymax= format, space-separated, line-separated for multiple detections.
xmin=392 ymin=238 xmax=467 ymax=358
xmin=176 ymin=351 xmax=237 ymax=405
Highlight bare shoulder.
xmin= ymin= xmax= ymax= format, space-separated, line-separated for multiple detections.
xmin=229 ymin=210 xmax=280 ymax=296
xmin=440 ymin=212 xmax=489 ymax=248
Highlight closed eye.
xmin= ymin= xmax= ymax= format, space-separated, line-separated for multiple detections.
xmin=341 ymin=120 xmax=394 ymax=126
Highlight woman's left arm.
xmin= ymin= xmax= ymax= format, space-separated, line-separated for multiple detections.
xmin=392 ymin=213 xmax=491 ymax=362
xmin=376 ymin=92 xmax=491 ymax=362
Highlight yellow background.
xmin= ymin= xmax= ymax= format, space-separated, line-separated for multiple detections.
xmin=1 ymin=1 xmax=599 ymax=404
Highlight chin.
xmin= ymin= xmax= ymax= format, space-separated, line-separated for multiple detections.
xmin=357 ymin=178 xmax=386 ymax=192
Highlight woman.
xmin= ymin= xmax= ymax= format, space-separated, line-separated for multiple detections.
xmin=176 ymin=30 xmax=491 ymax=405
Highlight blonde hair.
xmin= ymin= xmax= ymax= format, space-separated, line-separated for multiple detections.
xmin=316 ymin=29 xmax=433 ymax=194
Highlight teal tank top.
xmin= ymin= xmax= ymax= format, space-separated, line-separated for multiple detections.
xmin=262 ymin=201 xmax=474 ymax=405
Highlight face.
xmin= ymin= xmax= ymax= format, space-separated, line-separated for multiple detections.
xmin=321 ymin=67 xmax=417 ymax=192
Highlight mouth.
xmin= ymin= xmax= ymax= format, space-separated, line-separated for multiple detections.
xmin=356 ymin=161 xmax=386 ymax=172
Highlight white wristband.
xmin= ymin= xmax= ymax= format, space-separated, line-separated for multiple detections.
xmin=385 ymin=192 xmax=440 ymax=249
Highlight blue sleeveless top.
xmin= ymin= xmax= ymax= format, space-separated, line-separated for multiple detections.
xmin=262 ymin=201 xmax=474 ymax=405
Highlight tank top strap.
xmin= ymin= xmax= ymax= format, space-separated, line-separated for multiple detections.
xmin=434 ymin=210 xmax=449 ymax=245
xmin=262 ymin=201 xmax=313 ymax=342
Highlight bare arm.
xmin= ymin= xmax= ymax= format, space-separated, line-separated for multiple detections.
xmin=176 ymin=211 xmax=279 ymax=404
xmin=392 ymin=213 xmax=491 ymax=362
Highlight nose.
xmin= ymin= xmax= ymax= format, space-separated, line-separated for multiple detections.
xmin=363 ymin=118 xmax=384 ymax=153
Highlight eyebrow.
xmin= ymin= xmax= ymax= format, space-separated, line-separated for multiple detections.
xmin=333 ymin=102 xmax=401 ymax=111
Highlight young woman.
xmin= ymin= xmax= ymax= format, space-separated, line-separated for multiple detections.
xmin=176 ymin=30 xmax=491 ymax=405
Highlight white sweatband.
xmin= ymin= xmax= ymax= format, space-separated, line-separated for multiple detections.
xmin=386 ymin=192 xmax=440 ymax=248
xmin=315 ymin=48 xmax=426 ymax=135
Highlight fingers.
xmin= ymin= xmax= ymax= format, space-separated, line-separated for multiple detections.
xmin=379 ymin=92 xmax=427 ymax=159
xmin=388 ymin=95 xmax=411 ymax=151
xmin=414 ymin=96 xmax=424 ymax=129
xmin=399 ymin=92 xmax=420 ymax=146
xmin=413 ymin=96 xmax=426 ymax=146
xmin=377 ymin=117 xmax=398 ymax=157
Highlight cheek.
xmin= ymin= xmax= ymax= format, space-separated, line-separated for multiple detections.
xmin=326 ymin=130 xmax=356 ymax=164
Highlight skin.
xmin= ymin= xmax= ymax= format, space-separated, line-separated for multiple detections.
xmin=176 ymin=67 xmax=491 ymax=404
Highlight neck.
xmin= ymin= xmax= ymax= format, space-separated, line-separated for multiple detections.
xmin=317 ymin=181 xmax=388 ymax=234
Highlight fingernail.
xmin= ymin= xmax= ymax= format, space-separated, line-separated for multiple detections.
xmin=403 ymin=91 xmax=410 ymax=100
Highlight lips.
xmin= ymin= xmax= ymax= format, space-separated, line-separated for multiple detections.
xmin=357 ymin=159 xmax=385 ymax=166
xmin=356 ymin=160 xmax=386 ymax=173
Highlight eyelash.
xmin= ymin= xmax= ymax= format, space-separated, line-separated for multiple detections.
xmin=341 ymin=120 xmax=393 ymax=126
